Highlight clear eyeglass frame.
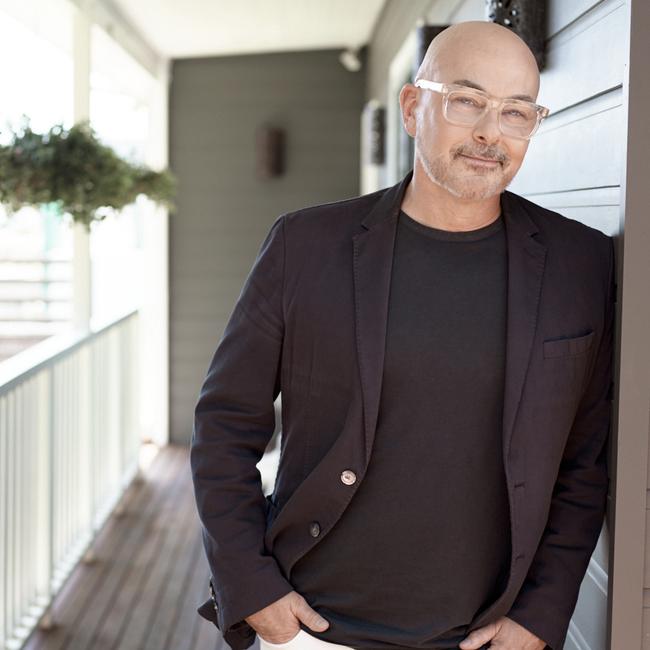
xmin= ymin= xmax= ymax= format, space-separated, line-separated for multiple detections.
xmin=414 ymin=78 xmax=550 ymax=140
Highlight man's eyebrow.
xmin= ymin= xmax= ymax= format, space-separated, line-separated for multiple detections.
xmin=452 ymin=78 xmax=536 ymax=103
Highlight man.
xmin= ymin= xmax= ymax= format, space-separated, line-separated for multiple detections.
xmin=190 ymin=20 xmax=615 ymax=650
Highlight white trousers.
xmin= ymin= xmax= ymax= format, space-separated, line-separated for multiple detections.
xmin=258 ymin=628 xmax=354 ymax=649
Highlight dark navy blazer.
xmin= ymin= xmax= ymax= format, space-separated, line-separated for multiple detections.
xmin=190 ymin=169 xmax=616 ymax=650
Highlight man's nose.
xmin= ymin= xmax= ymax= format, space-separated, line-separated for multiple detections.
xmin=471 ymin=106 xmax=502 ymax=144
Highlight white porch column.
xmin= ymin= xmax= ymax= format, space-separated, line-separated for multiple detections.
xmin=141 ymin=57 xmax=171 ymax=447
xmin=72 ymin=0 xmax=92 ymax=332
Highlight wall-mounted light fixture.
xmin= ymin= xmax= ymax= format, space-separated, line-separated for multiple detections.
xmin=255 ymin=124 xmax=285 ymax=179
xmin=362 ymin=100 xmax=385 ymax=166
xmin=486 ymin=0 xmax=546 ymax=70
xmin=340 ymin=47 xmax=362 ymax=72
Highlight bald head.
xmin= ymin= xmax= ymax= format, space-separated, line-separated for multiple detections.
xmin=399 ymin=21 xmax=543 ymax=204
xmin=416 ymin=21 xmax=540 ymax=101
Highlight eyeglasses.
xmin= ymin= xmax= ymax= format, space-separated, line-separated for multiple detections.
xmin=414 ymin=79 xmax=550 ymax=140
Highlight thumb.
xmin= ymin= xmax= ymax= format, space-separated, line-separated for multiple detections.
xmin=293 ymin=596 xmax=329 ymax=632
xmin=459 ymin=621 xmax=498 ymax=649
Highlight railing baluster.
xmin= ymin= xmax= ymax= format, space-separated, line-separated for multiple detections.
xmin=0 ymin=310 xmax=140 ymax=646
xmin=7 ymin=391 xmax=15 ymax=641
xmin=16 ymin=382 xmax=24 ymax=632
xmin=1 ymin=395 xmax=7 ymax=649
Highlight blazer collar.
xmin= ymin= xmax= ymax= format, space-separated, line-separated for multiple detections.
xmin=360 ymin=169 xmax=413 ymax=230
xmin=360 ymin=168 xmax=542 ymax=239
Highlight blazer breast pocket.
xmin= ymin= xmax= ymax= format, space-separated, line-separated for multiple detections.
xmin=543 ymin=329 xmax=595 ymax=359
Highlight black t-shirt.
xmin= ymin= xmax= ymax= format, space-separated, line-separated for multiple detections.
xmin=290 ymin=209 xmax=511 ymax=650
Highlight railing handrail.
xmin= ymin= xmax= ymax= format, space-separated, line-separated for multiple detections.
xmin=0 ymin=307 xmax=138 ymax=392
xmin=0 ymin=258 xmax=72 ymax=264
xmin=0 ymin=279 xmax=72 ymax=284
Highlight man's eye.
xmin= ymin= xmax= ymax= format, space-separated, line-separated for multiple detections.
xmin=455 ymin=96 xmax=480 ymax=107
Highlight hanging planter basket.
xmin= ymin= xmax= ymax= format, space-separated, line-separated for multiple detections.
xmin=0 ymin=117 xmax=177 ymax=230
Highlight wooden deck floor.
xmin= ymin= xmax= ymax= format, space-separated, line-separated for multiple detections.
xmin=23 ymin=444 xmax=261 ymax=650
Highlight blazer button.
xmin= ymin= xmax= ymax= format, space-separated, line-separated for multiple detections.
xmin=309 ymin=521 xmax=321 ymax=537
xmin=340 ymin=469 xmax=357 ymax=485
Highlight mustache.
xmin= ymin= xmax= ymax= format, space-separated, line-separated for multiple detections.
xmin=456 ymin=147 xmax=507 ymax=163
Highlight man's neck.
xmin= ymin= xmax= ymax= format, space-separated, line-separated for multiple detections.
xmin=400 ymin=166 xmax=503 ymax=232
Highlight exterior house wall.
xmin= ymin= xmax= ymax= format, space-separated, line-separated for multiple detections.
xmin=169 ymin=50 xmax=364 ymax=444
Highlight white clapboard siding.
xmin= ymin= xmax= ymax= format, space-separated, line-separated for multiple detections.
xmin=548 ymin=0 xmax=606 ymax=38
xmin=528 ymin=187 xmax=620 ymax=237
xmin=510 ymin=88 xmax=623 ymax=194
xmin=537 ymin=0 xmax=625 ymax=113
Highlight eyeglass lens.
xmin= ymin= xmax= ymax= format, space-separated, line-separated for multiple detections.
xmin=446 ymin=90 xmax=539 ymax=137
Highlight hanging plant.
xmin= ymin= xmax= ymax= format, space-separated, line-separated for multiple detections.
xmin=0 ymin=117 xmax=176 ymax=230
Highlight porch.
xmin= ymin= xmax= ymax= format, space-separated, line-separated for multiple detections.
xmin=20 ymin=443 xmax=262 ymax=650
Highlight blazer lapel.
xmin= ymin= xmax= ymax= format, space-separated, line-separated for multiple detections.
xmin=471 ymin=191 xmax=547 ymax=628
xmin=353 ymin=172 xmax=412 ymax=464
xmin=500 ymin=191 xmax=547 ymax=475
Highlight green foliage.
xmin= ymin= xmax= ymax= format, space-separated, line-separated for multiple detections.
xmin=0 ymin=118 xmax=176 ymax=230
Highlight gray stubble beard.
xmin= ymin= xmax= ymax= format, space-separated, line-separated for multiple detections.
xmin=414 ymin=141 xmax=512 ymax=201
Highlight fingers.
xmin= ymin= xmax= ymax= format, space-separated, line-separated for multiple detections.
xmin=459 ymin=621 xmax=497 ymax=649
xmin=291 ymin=593 xmax=330 ymax=632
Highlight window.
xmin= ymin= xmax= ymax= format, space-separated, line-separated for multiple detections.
xmin=0 ymin=0 xmax=75 ymax=354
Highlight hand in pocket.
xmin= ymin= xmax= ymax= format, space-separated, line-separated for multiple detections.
xmin=245 ymin=590 xmax=329 ymax=644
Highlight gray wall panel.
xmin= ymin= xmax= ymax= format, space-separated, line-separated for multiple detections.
xmin=169 ymin=49 xmax=363 ymax=444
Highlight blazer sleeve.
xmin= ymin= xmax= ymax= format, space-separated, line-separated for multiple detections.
xmin=189 ymin=213 xmax=295 ymax=647
xmin=505 ymin=235 xmax=616 ymax=650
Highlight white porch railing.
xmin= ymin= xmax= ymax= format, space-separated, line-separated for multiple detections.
xmin=0 ymin=310 xmax=141 ymax=650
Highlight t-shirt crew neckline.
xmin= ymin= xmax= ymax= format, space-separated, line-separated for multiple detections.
xmin=399 ymin=208 xmax=504 ymax=242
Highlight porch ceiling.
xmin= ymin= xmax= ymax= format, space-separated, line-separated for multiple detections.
xmin=110 ymin=0 xmax=387 ymax=59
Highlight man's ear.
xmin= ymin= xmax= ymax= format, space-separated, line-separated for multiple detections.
xmin=399 ymin=83 xmax=418 ymax=138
